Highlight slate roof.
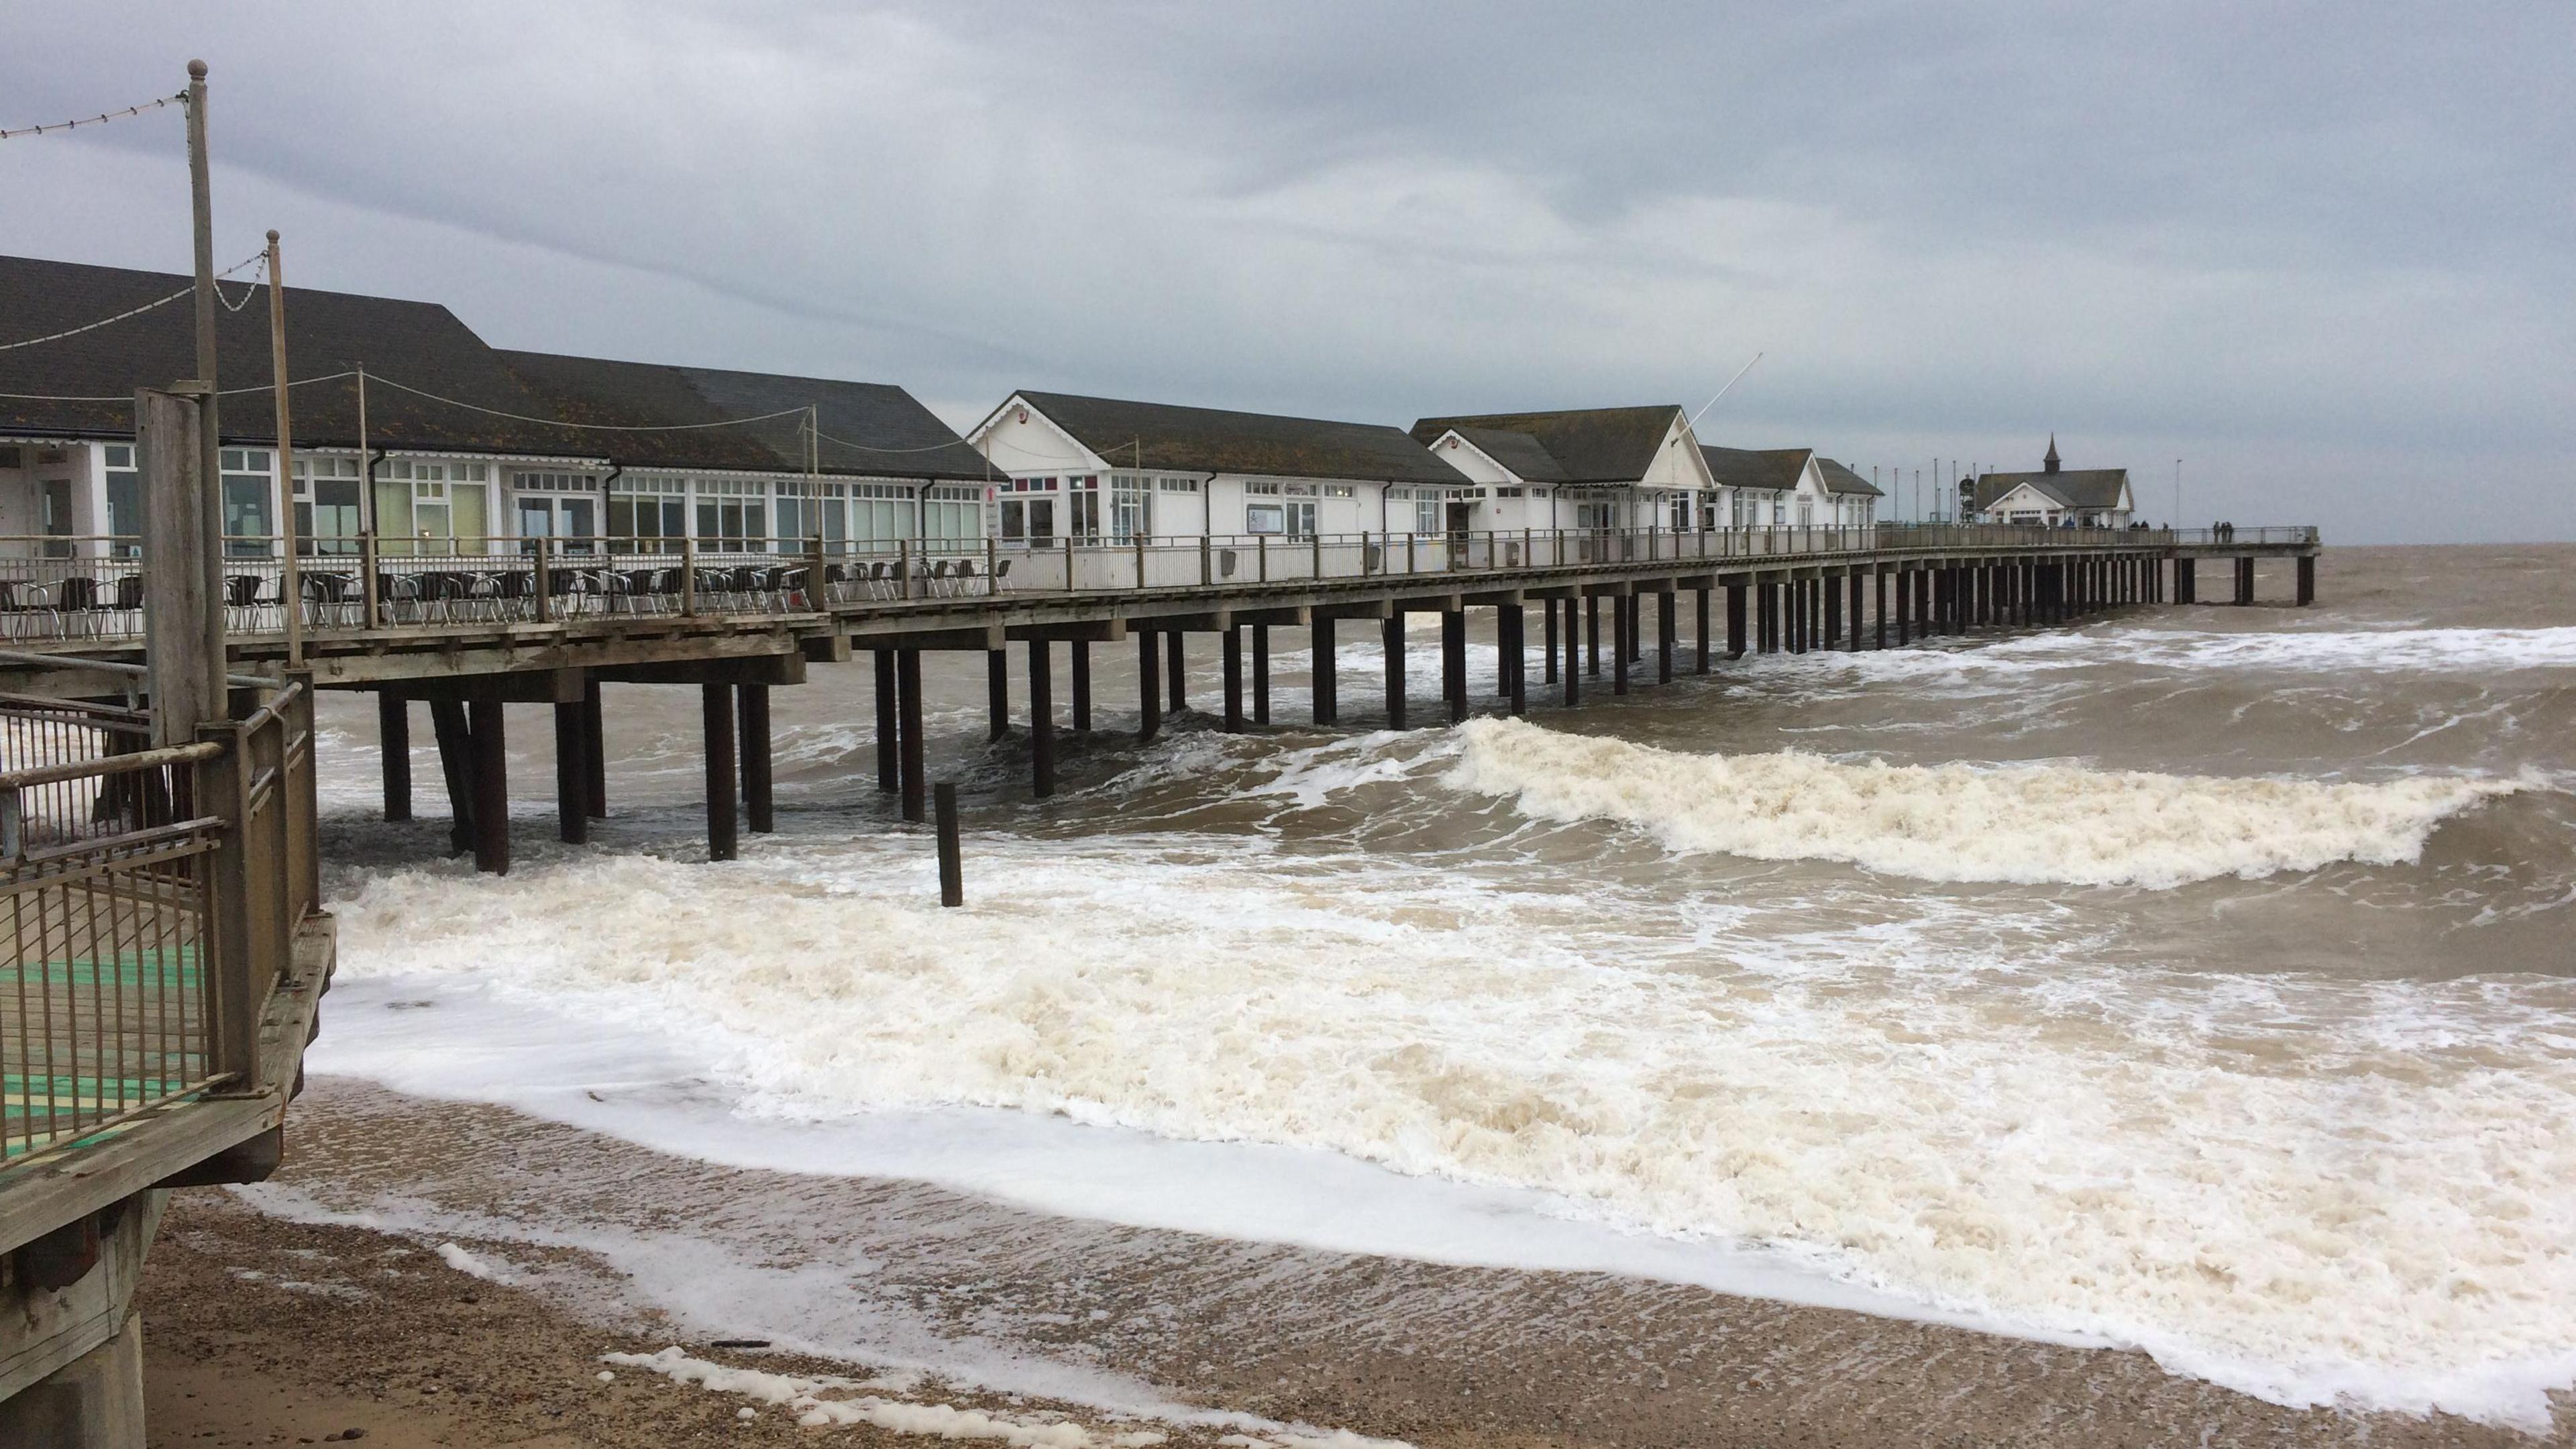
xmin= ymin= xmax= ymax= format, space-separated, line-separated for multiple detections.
xmin=500 ymin=352 xmax=991 ymax=480
xmin=1408 ymin=405 xmax=1682 ymax=485
xmin=1438 ymin=425 xmax=1569 ymax=483
xmin=0 ymin=254 xmax=589 ymax=457
xmin=1815 ymin=458 xmax=1882 ymax=497
xmin=1697 ymin=445 xmax=1810 ymax=494
xmin=1973 ymin=468 xmax=2129 ymax=511
xmin=1000 ymin=392 xmax=1468 ymax=486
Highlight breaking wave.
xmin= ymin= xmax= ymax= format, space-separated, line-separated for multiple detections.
xmin=1442 ymin=718 xmax=2519 ymax=888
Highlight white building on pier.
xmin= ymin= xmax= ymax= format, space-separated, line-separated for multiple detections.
xmin=1965 ymin=437 xmax=2135 ymax=528
xmin=1408 ymin=405 xmax=1719 ymax=534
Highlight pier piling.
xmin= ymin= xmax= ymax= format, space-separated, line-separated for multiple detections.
xmin=1503 ymin=605 xmax=1527 ymax=716
xmin=897 ymin=651 xmax=925 ymax=824
xmin=469 ymin=698 xmax=509 ymax=875
xmin=1727 ymin=584 xmax=1747 ymax=659
xmin=430 ymin=699 xmax=474 ymax=857
xmin=739 ymin=683 xmax=773 ymax=834
xmin=553 ymin=698 xmax=587 ymax=845
xmin=873 ymin=649 xmax=898 ymax=793
xmin=1561 ymin=600 xmax=1579 ymax=706
xmin=1029 ymin=639 xmax=1055 ymax=797
xmin=1586 ymin=597 xmax=1601 ymax=677
xmin=934 ymin=782 xmax=963 ymax=908
xmin=1253 ymin=625 xmax=1271 ymax=725
xmin=1223 ymin=627 xmax=1246 ymax=733
xmin=986 ymin=649 xmax=1010 ymax=741
xmin=1657 ymin=589 xmax=1676 ymax=684
xmin=1166 ymin=633 xmax=1187 ymax=712
xmin=1696 ymin=589 xmax=1712 ymax=674
xmin=1443 ymin=609 xmax=1468 ymax=722
xmin=2296 ymin=555 xmax=2315 ymax=606
xmin=1613 ymin=596 xmax=1631 ymax=696
xmin=1137 ymin=631 xmax=1161 ymax=741
xmin=1383 ymin=614 xmax=1408 ymax=729
xmin=582 ymin=678 xmax=607 ymax=819
xmin=701 ymin=683 xmax=737 ymax=863
xmin=1311 ymin=618 xmax=1337 ymax=724
xmin=1072 ymin=641 xmax=1093 ymax=731
xmin=1543 ymin=602 xmax=1559 ymax=684
xmin=378 ymin=694 xmax=412 ymax=821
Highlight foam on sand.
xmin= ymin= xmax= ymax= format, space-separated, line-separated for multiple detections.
xmin=1442 ymin=716 xmax=2517 ymax=886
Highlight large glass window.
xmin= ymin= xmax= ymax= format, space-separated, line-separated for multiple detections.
xmin=383 ymin=459 xmax=490 ymax=554
xmin=291 ymin=455 xmax=364 ymax=556
xmin=608 ymin=476 xmax=688 ymax=551
xmin=218 ymin=447 xmax=276 ymax=555
xmin=924 ymin=486 xmax=980 ymax=543
xmin=103 ymin=444 xmax=142 ymax=556
xmin=1109 ymin=473 xmax=1147 ymax=541
xmin=694 ymin=477 xmax=767 ymax=551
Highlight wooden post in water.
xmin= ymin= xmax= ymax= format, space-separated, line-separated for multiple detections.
xmin=1221 ymin=627 xmax=1244 ymax=733
xmin=1874 ymin=568 xmax=1888 ymax=648
xmin=2296 ymin=554 xmax=2315 ymax=606
xmin=1028 ymin=639 xmax=1055 ymax=796
xmin=553 ymin=698 xmax=588 ymax=845
xmin=1382 ymin=612 xmax=1408 ymax=729
xmin=1071 ymin=641 xmax=1093 ymax=729
xmin=896 ymin=651 xmax=925 ymax=824
xmin=1166 ymin=632 xmax=1187 ymax=712
xmin=1442 ymin=609 xmax=1468 ymax=722
xmin=430 ymin=700 xmax=474 ymax=856
xmin=986 ymin=649 xmax=1010 ymax=741
xmin=1252 ymin=625 xmax=1271 ymax=724
xmin=1585 ymin=596 xmax=1601 ymax=676
xmin=379 ymin=694 xmax=412 ymax=820
xmin=701 ymin=684 xmax=737 ymax=862
xmin=1544 ymin=598 xmax=1560 ymax=684
xmin=1822 ymin=576 xmax=1841 ymax=652
xmin=1847 ymin=572 xmax=1864 ymax=651
xmin=1503 ymin=605 xmax=1527 ymax=716
xmin=583 ymin=678 xmax=608 ymax=819
xmin=1695 ymin=588 xmax=1711 ymax=674
xmin=873 ymin=649 xmax=898 ymax=792
xmin=739 ymin=682 xmax=773 ymax=834
xmin=1561 ymin=599 xmax=1580 ymax=706
xmin=934 ymin=782 xmax=963 ymax=907
xmin=2177 ymin=557 xmax=2196 ymax=604
xmin=1613 ymin=596 xmax=1631 ymax=696
xmin=470 ymin=698 xmax=510 ymax=875
xmin=1137 ymin=631 xmax=1161 ymax=741
xmin=1657 ymin=589 xmax=1675 ymax=683
xmin=1311 ymin=617 xmax=1337 ymax=723
xmin=1727 ymin=584 xmax=1748 ymax=658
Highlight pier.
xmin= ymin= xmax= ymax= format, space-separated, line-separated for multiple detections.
xmin=1 ymin=521 xmax=2316 ymax=865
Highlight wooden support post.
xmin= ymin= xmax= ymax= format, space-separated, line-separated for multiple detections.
xmin=1896 ymin=570 xmax=1911 ymax=645
xmin=934 ymin=782 xmax=963 ymax=907
xmin=2177 ymin=557 xmax=2196 ymax=604
xmin=874 ymin=649 xmax=898 ymax=792
xmin=739 ymin=682 xmax=773 ymax=834
xmin=1561 ymin=598 xmax=1580 ymax=706
xmin=1138 ymin=631 xmax=1162 ymax=741
xmin=1383 ymin=612 xmax=1408 ymax=729
xmin=1727 ymin=584 xmax=1748 ymax=659
xmin=897 ymin=650 xmax=925 ymax=824
xmin=1166 ymin=631 xmax=1187 ymax=712
xmin=1312 ymin=616 xmax=1338 ymax=724
xmin=702 ymin=683 xmax=737 ymax=863
xmin=1695 ymin=588 xmax=1711 ymax=674
xmin=1072 ymin=640 xmax=1093 ymax=730
xmin=2296 ymin=554 xmax=2316 ymax=606
xmin=1544 ymin=598 xmax=1560 ymax=684
xmin=582 ymin=678 xmax=607 ymax=819
xmin=1917 ymin=570 xmax=1933 ymax=641
xmin=1443 ymin=608 xmax=1468 ymax=722
xmin=430 ymin=698 xmax=474 ymax=857
xmin=553 ymin=698 xmax=587 ymax=845
xmin=1822 ymin=577 xmax=1841 ymax=651
xmin=1848 ymin=572 xmax=1864 ymax=651
xmin=378 ymin=693 xmax=412 ymax=821
xmin=1657 ymin=590 xmax=1675 ymax=683
xmin=1222 ymin=627 xmax=1245 ymax=733
xmin=1754 ymin=582 xmax=1771 ymax=653
xmin=1613 ymin=598 xmax=1631 ymax=696
xmin=1585 ymin=596 xmax=1601 ymax=676
xmin=470 ymin=698 xmax=509 ymax=875
xmin=1029 ymin=638 xmax=1055 ymax=797
xmin=1504 ymin=605 xmax=1527 ymax=716
xmin=987 ymin=649 xmax=1010 ymax=741
xmin=1252 ymin=624 xmax=1271 ymax=725
xmin=2239 ymin=556 xmax=2257 ymax=605
xmin=1875 ymin=569 xmax=1888 ymax=648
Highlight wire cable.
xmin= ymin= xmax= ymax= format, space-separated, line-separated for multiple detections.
xmin=358 ymin=374 xmax=812 ymax=432
xmin=0 ymin=250 xmax=266 ymax=353
xmin=0 ymin=91 xmax=185 ymax=140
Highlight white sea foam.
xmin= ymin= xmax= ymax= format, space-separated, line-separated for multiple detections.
xmin=1763 ymin=625 xmax=2576 ymax=685
xmin=315 ymin=821 xmax=2576 ymax=1428
xmin=1442 ymin=716 xmax=2516 ymax=886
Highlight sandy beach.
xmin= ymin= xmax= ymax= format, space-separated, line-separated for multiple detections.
xmin=135 ymin=1077 xmax=2571 ymax=1448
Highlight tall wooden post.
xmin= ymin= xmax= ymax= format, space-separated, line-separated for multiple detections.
xmin=1252 ymin=624 xmax=1271 ymax=725
xmin=1311 ymin=616 xmax=1337 ymax=723
xmin=429 ymin=699 xmax=474 ymax=856
xmin=1656 ymin=589 xmax=1675 ymax=684
xmin=2177 ymin=557 xmax=2196 ymax=604
xmin=1727 ymin=584 xmax=1747 ymax=658
xmin=553 ymin=698 xmax=588 ymax=845
xmin=1612 ymin=596 xmax=1631 ymax=696
xmin=1874 ymin=569 xmax=1888 ymax=648
xmin=1165 ymin=631 xmax=1187 ymax=712
xmin=1847 ymin=572 xmax=1864 ymax=651
xmin=1383 ymin=613 xmax=1407 ymax=729
xmin=266 ymin=230 xmax=303 ymax=669
xmin=873 ymin=649 xmax=898 ymax=792
xmin=1071 ymin=639 xmax=1093 ymax=729
xmin=1695 ymin=588 xmax=1711 ymax=674
xmin=1137 ymin=631 xmax=1162 ymax=741
xmin=1222 ymin=627 xmax=1245 ymax=733
xmin=1442 ymin=609 xmax=1467 ymax=722
xmin=1503 ymin=604 xmax=1526 ymax=716
xmin=1543 ymin=598 xmax=1559 ymax=684
xmin=1561 ymin=598 xmax=1580 ymax=706
xmin=986 ymin=649 xmax=1010 ymax=741
xmin=184 ymin=62 xmax=228 ymax=713
xmin=378 ymin=693 xmax=412 ymax=821
xmin=470 ymin=698 xmax=509 ymax=875
xmin=739 ymin=682 xmax=773 ymax=834
xmin=1822 ymin=576 xmax=1841 ymax=652
xmin=897 ymin=650 xmax=926 ymax=823
xmin=139 ymin=386 xmax=217 ymax=747
xmin=2296 ymin=554 xmax=2316 ymax=606
xmin=701 ymin=684 xmax=737 ymax=862
xmin=1585 ymin=596 xmax=1601 ymax=676
xmin=582 ymin=677 xmax=607 ymax=818
xmin=1028 ymin=639 xmax=1055 ymax=798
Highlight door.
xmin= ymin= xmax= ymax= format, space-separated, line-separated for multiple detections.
xmin=42 ymin=478 xmax=73 ymax=559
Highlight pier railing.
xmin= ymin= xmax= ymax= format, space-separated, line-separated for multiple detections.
xmin=0 ymin=680 xmax=319 ymax=1176
xmin=0 ymin=521 xmax=2316 ymax=641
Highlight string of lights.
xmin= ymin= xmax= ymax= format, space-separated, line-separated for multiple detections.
xmin=0 ymin=90 xmax=186 ymax=141
xmin=0 ymin=250 xmax=266 ymax=353
xmin=358 ymin=374 xmax=812 ymax=432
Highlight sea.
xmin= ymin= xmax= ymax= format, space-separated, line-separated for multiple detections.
xmin=288 ymin=545 xmax=2576 ymax=1431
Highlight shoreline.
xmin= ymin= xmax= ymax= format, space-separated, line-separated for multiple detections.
xmin=139 ymin=1077 xmax=2570 ymax=1448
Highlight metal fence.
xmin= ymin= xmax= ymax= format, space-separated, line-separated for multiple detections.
xmin=0 ymin=680 xmax=317 ymax=1175
xmin=0 ymin=522 xmax=2319 ymax=641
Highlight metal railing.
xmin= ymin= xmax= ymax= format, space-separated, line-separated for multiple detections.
xmin=0 ymin=522 xmax=2317 ymax=641
xmin=0 ymin=679 xmax=317 ymax=1175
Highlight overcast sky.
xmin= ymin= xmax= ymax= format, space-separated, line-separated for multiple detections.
xmin=7 ymin=1 xmax=2571 ymax=541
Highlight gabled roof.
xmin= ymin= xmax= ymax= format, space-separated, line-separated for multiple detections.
xmin=0 ymin=254 xmax=586 ymax=457
xmin=1000 ymin=392 xmax=1468 ymax=486
xmin=1408 ymin=405 xmax=1682 ymax=485
xmin=500 ymin=352 xmax=991 ymax=480
xmin=1697 ymin=445 xmax=1810 ymax=494
xmin=1815 ymin=458 xmax=1882 ymax=497
xmin=1440 ymin=425 xmax=1569 ymax=483
xmin=1975 ymin=468 xmax=2129 ymax=511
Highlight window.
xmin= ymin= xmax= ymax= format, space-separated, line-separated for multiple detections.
xmin=1110 ymin=473 xmax=1148 ymax=541
xmin=383 ymin=458 xmax=490 ymax=553
xmin=1324 ymin=484 xmax=1355 ymax=498
xmin=1668 ymin=493 xmax=1690 ymax=530
xmin=1246 ymin=481 xmax=1283 ymax=496
xmin=925 ymin=486 xmax=980 ymax=543
xmin=694 ymin=476 xmax=768 ymax=551
xmin=1285 ymin=500 xmax=1317 ymax=537
xmin=1796 ymin=498 xmax=1814 ymax=527
xmin=103 ymin=444 xmax=141 ymax=556
xmin=1246 ymin=504 xmax=1285 ymax=534
xmin=1415 ymin=496 xmax=1440 ymax=533
xmin=218 ymin=447 xmax=275 ymax=555
xmin=291 ymin=454 xmax=365 ymax=556
xmin=608 ymin=475 xmax=688 ymax=551
xmin=1156 ymin=476 xmax=1199 ymax=492
xmin=1576 ymin=500 xmax=1617 ymax=531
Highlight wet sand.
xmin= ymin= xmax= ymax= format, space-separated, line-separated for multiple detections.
xmin=139 ymin=1078 xmax=2572 ymax=1448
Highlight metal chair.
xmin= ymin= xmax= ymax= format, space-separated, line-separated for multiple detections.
xmin=989 ymin=558 xmax=1012 ymax=595
xmin=54 ymin=577 xmax=101 ymax=638
xmin=928 ymin=559 xmax=955 ymax=598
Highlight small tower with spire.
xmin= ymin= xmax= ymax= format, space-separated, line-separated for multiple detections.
xmin=2043 ymin=434 xmax=2061 ymax=474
